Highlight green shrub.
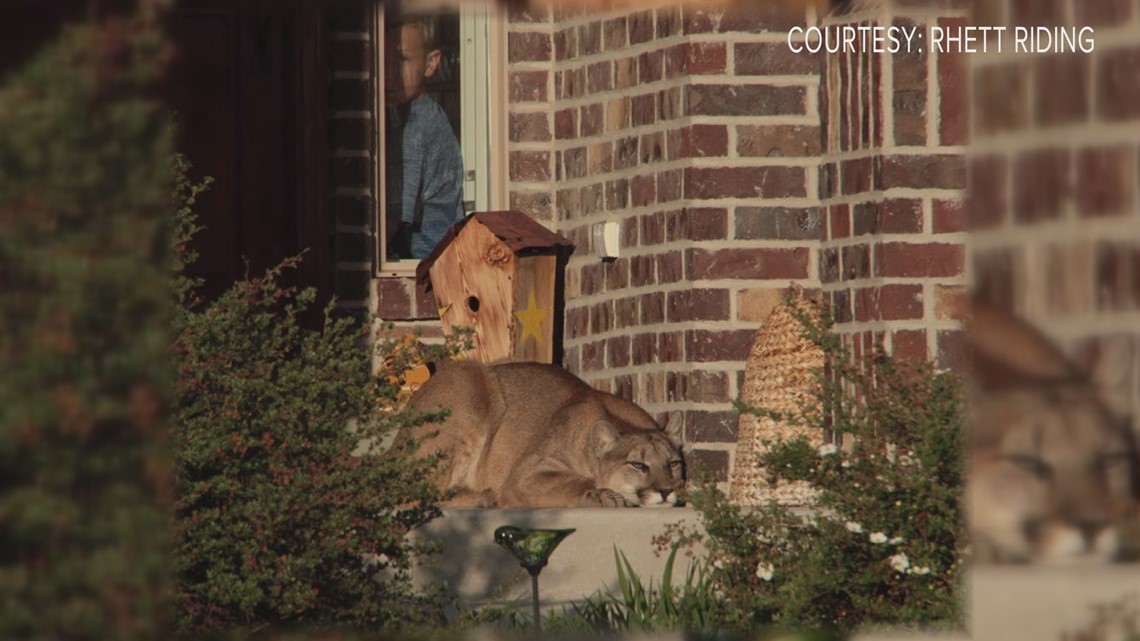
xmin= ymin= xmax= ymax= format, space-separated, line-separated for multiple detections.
xmin=0 ymin=13 xmax=173 ymax=641
xmin=171 ymin=157 xmax=458 ymax=636
xmin=661 ymin=302 xmax=966 ymax=637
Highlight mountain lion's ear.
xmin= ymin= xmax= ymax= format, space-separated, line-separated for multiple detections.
xmin=590 ymin=420 xmax=621 ymax=454
xmin=1085 ymin=335 xmax=1134 ymax=420
xmin=662 ymin=411 xmax=683 ymax=444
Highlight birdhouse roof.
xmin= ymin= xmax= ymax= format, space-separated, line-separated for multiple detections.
xmin=416 ymin=210 xmax=575 ymax=287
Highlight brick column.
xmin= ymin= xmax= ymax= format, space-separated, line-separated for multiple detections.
xmin=818 ymin=1 xmax=969 ymax=372
xmin=508 ymin=2 xmax=822 ymax=482
xmin=968 ymin=0 xmax=1140 ymax=415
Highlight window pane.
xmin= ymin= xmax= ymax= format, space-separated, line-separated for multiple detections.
xmin=382 ymin=8 xmax=463 ymax=262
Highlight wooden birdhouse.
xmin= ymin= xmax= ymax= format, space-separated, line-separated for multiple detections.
xmin=415 ymin=211 xmax=575 ymax=364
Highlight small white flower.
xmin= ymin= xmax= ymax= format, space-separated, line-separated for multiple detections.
xmin=908 ymin=565 xmax=931 ymax=576
xmin=888 ymin=536 xmax=905 ymax=545
xmin=841 ymin=460 xmax=851 ymax=468
xmin=888 ymin=553 xmax=910 ymax=573
xmin=818 ymin=443 xmax=838 ymax=456
xmin=755 ymin=561 xmax=774 ymax=581
xmin=845 ymin=521 xmax=864 ymax=533
xmin=869 ymin=532 xmax=888 ymax=544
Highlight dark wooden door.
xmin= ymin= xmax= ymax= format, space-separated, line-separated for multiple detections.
xmin=165 ymin=0 xmax=330 ymax=303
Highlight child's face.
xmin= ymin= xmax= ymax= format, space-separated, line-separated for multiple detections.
xmin=386 ymin=23 xmax=441 ymax=105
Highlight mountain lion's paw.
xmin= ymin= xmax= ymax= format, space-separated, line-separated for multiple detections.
xmin=585 ymin=488 xmax=638 ymax=507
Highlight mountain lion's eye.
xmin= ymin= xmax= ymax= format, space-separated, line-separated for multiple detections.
xmin=668 ymin=460 xmax=682 ymax=469
xmin=628 ymin=462 xmax=648 ymax=472
xmin=1005 ymin=455 xmax=1052 ymax=479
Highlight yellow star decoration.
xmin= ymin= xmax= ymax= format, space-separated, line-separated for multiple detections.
xmin=515 ymin=289 xmax=547 ymax=349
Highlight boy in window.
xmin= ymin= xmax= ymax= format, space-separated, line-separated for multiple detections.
xmin=384 ymin=13 xmax=464 ymax=260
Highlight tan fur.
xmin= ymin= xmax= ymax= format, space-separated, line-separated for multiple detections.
xmin=400 ymin=360 xmax=685 ymax=508
xmin=965 ymin=302 xmax=1139 ymax=563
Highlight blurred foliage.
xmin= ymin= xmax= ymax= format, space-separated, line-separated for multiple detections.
xmin=0 ymin=9 xmax=174 ymax=641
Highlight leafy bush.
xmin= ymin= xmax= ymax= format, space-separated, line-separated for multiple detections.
xmin=661 ymin=302 xmax=966 ymax=636
xmin=0 ymin=13 xmax=173 ymax=641
xmin=171 ymin=156 xmax=458 ymax=635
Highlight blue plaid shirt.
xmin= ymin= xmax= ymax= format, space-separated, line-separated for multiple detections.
xmin=399 ymin=95 xmax=464 ymax=258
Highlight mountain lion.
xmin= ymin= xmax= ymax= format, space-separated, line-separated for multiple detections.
xmin=401 ymin=360 xmax=685 ymax=508
xmin=965 ymin=301 xmax=1139 ymax=563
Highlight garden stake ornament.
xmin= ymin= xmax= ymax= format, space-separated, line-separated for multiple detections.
xmin=493 ymin=526 xmax=575 ymax=639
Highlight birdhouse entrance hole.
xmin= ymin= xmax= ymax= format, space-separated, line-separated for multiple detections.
xmin=467 ymin=296 xmax=481 ymax=313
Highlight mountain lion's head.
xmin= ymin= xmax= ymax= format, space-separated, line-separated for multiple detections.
xmin=966 ymin=302 xmax=1140 ymax=563
xmin=591 ymin=414 xmax=685 ymax=508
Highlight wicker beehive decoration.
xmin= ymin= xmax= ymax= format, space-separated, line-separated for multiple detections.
xmin=729 ymin=287 xmax=826 ymax=507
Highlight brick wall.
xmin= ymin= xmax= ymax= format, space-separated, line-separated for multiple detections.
xmin=818 ymin=2 xmax=970 ymax=378
xmin=327 ymin=2 xmax=377 ymax=324
xmin=968 ymin=0 xmax=1140 ymax=417
xmin=507 ymin=2 xmax=824 ymax=481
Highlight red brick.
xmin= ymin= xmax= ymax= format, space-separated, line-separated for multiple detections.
xmin=879 ymin=198 xmax=923 ymax=234
xmin=935 ymin=285 xmax=969 ymax=321
xmin=605 ymin=17 xmax=628 ymax=50
xmin=687 ymin=410 xmax=737 ymax=442
xmin=841 ymin=157 xmax=874 ymax=195
xmin=631 ymin=94 xmax=656 ymax=127
xmin=735 ymin=42 xmax=818 ymax=76
xmin=1074 ymin=0 xmax=1133 ymax=26
xmin=641 ymin=292 xmax=665 ymax=324
xmin=629 ymin=10 xmax=654 ymax=44
xmin=1097 ymin=46 xmax=1140 ymax=121
xmin=604 ymin=259 xmax=629 ymax=291
xmin=621 ymin=217 xmax=639 ymax=249
xmin=508 ymin=31 xmax=551 ymax=62
xmin=687 ymin=449 xmax=728 ymax=481
xmin=974 ymin=65 xmax=1028 ymax=135
xmin=686 ymin=329 xmax=755 ymax=363
xmin=690 ymin=124 xmax=728 ymax=157
xmin=608 ymin=335 xmax=631 ymax=368
xmin=892 ymin=330 xmax=928 ymax=364
xmin=880 ymin=155 xmax=966 ymax=190
xmin=937 ymin=329 xmax=968 ymax=373
xmin=1013 ymin=149 xmax=1069 ymax=223
xmin=685 ymin=166 xmax=805 ymax=199
xmin=658 ymin=331 xmax=683 ymax=362
xmin=657 ymin=252 xmax=684 ymax=283
xmin=510 ymin=112 xmax=550 ymax=143
xmin=682 ymin=371 xmax=731 ymax=404
xmin=587 ymin=61 xmax=612 ymax=93
xmin=510 ymin=150 xmax=550 ymax=182
xmin=639 ymin=131 xmax=666 ymax=163
xmin=638 ymin=49 xmax=664 ymax=84
xmin=667 ymin=289 xmax=731 ymax=322
xmin=656 ymin=5 xmax=682 ymax=37
xmin=658 ymin=168 xmax=683 ymax=204
xmin=688 ymin=84 xmax=805 ymax=117
xmin=630 ymin=256 xmax=655 ymax=287
xmin=937 ymin=18 xmax=968 ymax=146
xmin=510 ymin=192 xmax=553 ymax=222
xmin=1034 ymin=55 xmax=1088 ymax=126
xmin=632 ymin=333 xmax=657 ymax=366
xmin=640 ymin=211 xmax=665 ymax=246
xmin=553 ymin=26 xmax=576 ymax=61
xmin=683 ymin=207 xmax=729 ymax=241
xmin=631 ymin=175 xmax=657 ymax=207
xmin=933 ymin=199 xmax=966 ymax=233
xmin=1077 ymin=146 xmax=1135 ymax=216
xmin=510 ymin=70 xmax=547 ymax=103
xmin=967 ymin=155 xmax=1008 ymax=229
xmin=687 ymin=247 xmax=809 ymax=280
xmin=580 ymin=103 xmax=604 ymax=137
xmin=688 ymin=42 xmax=727 ymax=75
xmin=581 ymin=340 xmax=605 ymax=372
xmin=736 ymin=207 xmax=822 ymax=240
xmin=375 ymin=278 xmax=412 ymax=320
xmin=879 ymin=284 xmax=925 ymax=320
xmin=737 ymin=124 xmax=820 ymax=157
xmin=331 ymin=39 xmax=371 ymax=72
xmin=717 ymin=5 xmax=804 ymax=32
xmin=579 ymin=21 xmax=602 ymax=56
xmin=876 ymin=242 xmax=964 ymax=278
xmin=590 ymin=301 xmax=614 ymax=334
xmin=829 ymin=204 xmax=850 ymax=239
xmin=331 ymin=157 xmax=369 ymax=187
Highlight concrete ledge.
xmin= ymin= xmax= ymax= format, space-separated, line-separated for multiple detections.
xmin=412 ymin=507 xmax=705 ymax=609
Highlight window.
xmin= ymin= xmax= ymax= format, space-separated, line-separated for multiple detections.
xmin=375 ymin=1 xmax=507 ymax=276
